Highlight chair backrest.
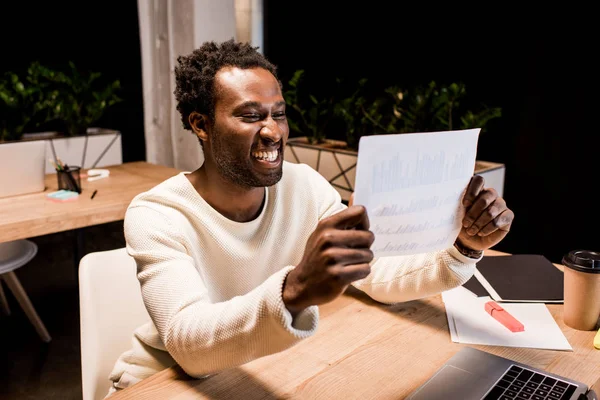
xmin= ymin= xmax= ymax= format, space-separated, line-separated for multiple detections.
xmin=79 ymin=247 xmax=150 ymax=400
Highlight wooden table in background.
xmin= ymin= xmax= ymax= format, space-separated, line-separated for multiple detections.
xmin=111 ymin=250 xmax=600 ymax=399
xmin=0 ymin=161 xmax=181 ymax=243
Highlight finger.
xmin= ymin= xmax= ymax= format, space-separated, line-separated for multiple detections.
xmin=325 ymin=205 xmax=370 ymax=230
xmin=318 ymin=229 xmax=375 ymax=249
xmin=333 ymin=263 xmax=372 ymax=282
xmin=348 ymin=193 xmax=355 ymax=207
xmin=462 ymin=175 xmax=485 ymax=208
xmin=323 ymin=247 xmax=374 ymax=266
xmin=464 ymin=197 xmax=506 ymax=236
xmin=477 ymin=209 xmax=514 ymax=236
xmin=462 ymin=187 xmax=498 ymax=229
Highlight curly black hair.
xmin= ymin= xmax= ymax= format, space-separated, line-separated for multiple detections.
xmin=174 ymin=38 xmax=279 ymax=131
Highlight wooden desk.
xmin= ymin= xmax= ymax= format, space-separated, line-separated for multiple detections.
xmin=111 ymin=250 xmax=600 ymax=399
xmin=0 ymin=162 xmax=181 ymax=243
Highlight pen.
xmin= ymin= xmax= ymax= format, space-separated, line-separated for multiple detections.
xmin=49 ymin=158 xmax=61 ymax=171
xmin=90 ymin=190 xmax=98 ymax=199
xmin=485 ymin=301 xmax=524 ymax=332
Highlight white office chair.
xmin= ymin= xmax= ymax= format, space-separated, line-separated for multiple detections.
xmin=78 ymin=247 xmax=150 ymax=400
xmin=0 ymin=240 xmax=51 ymax=342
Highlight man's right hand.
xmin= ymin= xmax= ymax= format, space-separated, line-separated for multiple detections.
xmin=282 ymin=205 xmax=375 ymax=315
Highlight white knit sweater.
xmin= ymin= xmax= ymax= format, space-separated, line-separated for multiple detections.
xmin=108 ymin=161 xmax=481 ymax=392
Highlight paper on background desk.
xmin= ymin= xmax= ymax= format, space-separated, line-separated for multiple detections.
xmin=442 ymin=287 xmax=572 ymax=351
xmin=353 ymin=129 xmax=480 ymax=257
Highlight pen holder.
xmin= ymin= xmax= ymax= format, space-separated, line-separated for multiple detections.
xmin=57 ymin=166 xmax=82 ymax=194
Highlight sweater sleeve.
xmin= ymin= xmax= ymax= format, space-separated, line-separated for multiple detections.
xmin=124 ymin=206 xmax=319 ymax=378
xmin=298 ymin=164 xmax=479 ymax=305
xmin=351 ymin=246 xmax=483 ymax=304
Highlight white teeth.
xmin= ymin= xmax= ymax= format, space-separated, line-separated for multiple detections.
xmin=252 ymin=150 xmax=278 ymax=161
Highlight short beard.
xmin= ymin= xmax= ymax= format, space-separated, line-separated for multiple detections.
xmin=211 ymin=139 xmax=283 ymax=188
xmin=216 ymin=156 xmax=282 ymax=188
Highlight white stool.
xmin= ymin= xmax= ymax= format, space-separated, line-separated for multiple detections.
xmin=0 ymin=240 xmax=51 ymax=343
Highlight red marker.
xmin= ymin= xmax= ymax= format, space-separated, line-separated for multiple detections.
xmin=485 ymin=301 xmax=525 ymax=332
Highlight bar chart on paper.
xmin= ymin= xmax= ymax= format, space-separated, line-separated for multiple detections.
xmin=353 ymin=129 xmax=480 ymax=257
xmin=371 ymin=150 xmax=473 ymax=193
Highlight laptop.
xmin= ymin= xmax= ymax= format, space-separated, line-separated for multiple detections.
xmin=0 ymin=140 xmax=47 ymax=199
xmin=407 ymin=347 xmax=597 ymax=400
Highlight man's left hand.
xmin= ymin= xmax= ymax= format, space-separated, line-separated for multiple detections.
xmin=458 ymin=175 xmax=514 ymax=251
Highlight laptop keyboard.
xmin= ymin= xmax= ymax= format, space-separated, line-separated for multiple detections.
xmin=482 ymin=365 xmax=578 ymax=400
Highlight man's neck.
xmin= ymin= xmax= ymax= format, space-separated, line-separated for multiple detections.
xmin=186 ymin=166 xmax=265 ymax=223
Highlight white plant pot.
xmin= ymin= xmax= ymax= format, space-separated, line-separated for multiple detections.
xmin=18 ymin=129 xmax=122 ymax=174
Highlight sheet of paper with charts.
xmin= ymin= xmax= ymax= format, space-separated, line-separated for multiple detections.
xmin=353 ymin=128 xmax=481 ymax=258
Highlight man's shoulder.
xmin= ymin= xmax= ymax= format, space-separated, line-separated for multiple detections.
xmin=281 ymin=161 xmax=327 ymax=184
xmin=127 ymin=172 xmax=189 ymax=213
xmin=123 ymin=173 xmax=195 ymax=240
xmin=278 ymin=161 xmax=344 ymax=218
xmin=278 ymin=161 xmax=340 ymax=202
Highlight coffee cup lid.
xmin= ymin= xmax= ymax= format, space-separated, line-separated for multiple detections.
xmin=562 ymin=250 xmax=600 ymax=274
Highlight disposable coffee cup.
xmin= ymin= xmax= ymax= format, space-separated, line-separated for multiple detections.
xmin=562 ymin=250 xmax=600 ymax=330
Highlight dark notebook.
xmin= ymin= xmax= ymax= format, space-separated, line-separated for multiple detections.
xmin=462 ymin=254 xmax=564 ymax=303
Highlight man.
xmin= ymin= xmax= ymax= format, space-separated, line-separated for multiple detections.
xmin=107 ymin=39 xmax=514 ymax=395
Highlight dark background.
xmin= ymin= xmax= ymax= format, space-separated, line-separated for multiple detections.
xmin=0 ymin=1 xmax=146 ymax=163
xmin=263 ymin=2 xmax=599 ymax=263
xmin=1 ymin=1 xmax=598 ymax=263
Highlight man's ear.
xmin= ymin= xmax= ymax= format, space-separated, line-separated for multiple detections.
xmin=189 ymin=112 xmax=209 ymax=143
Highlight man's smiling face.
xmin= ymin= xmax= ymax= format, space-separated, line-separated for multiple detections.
xmin=206 ymin=66 xmax=289 ymax=188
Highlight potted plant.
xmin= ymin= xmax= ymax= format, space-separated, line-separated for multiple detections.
xmin=32 ymin=61 xmax=123 ymax=137
xmin=283 ymin=69 xmax=343 ymax=147
xmin=0 ymin=64 xmax=57 ymax=142
xmin=36 ymin=61 xmax=124 ymax=171
xmin=283 ymin=72 xmax=505 ymax=201
xmin=0 ymin=61 xmax=125 ymax=173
